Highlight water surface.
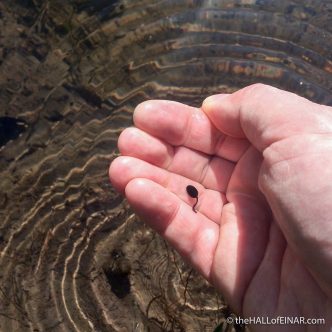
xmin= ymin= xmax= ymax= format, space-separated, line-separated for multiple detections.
xmin=0 ymin=1 xmax=331 ymax=331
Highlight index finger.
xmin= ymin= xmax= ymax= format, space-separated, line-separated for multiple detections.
xmin=134 ymin=100 xmax=248 ymax=159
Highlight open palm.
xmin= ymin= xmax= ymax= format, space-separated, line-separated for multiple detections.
xmin=109 ymin=84 xmax=332 ymax=331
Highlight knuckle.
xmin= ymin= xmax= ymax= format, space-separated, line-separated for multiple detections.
xmin=234 ymin=83 xmax=280 ymax=109
xmin=244 ymin=83 xmax=275 ymax=97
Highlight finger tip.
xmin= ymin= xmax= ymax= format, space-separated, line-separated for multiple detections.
xmin=109 ymin=156 xmax=132 ymax=194
xmin=125 ymin=177 xmax=147 ymax=197
xmin=202 ymin=93 xmax=245 ymax=138
xmin=202 ymin=94 xmax=229 ymax=112
xmin=125 ymin=178 xmax=178 ymax=233
xmin=117 ymin=127 xmax=137 ymax=153
xmin=133 ymin=100 xmax=155 ymax=124
xmin=201 ymin=95 xmax=215 ymax=109
xmin=117 ymin=129 xmax=129 ymax=152
xmin=125 ymin=178 xmax=162 ymax=207
xmin=124 ymin=178 xmax=153 ymax=215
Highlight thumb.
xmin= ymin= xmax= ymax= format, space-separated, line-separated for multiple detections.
xmin=202 ymin=84 xmax=332 ymax=151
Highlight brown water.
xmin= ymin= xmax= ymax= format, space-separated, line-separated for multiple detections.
xmin=0 ymin=1 xmax=332 ymax=331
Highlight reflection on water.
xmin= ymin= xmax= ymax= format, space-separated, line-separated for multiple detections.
xmin=0 ymin=0 xmax=331 ymax=331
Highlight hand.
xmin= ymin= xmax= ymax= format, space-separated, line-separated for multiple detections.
xmin=109 ymin=84 xmax=332 ymax=331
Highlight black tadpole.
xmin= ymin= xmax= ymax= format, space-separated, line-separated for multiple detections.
xmin=186 ymin=185 xmax=199 ymax=213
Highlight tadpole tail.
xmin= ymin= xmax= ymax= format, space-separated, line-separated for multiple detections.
xmin=192 ymin=197 xmax=198 ymax=213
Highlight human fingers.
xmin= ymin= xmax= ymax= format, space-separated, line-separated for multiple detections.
xmin=133 ymin=100 xmax=249 ymax=159
xmin=118 ymin=127 xmax=238 ymax=192
xmin=202 ymin=84 xmax=332 ymax=151
xmin=109 ymin=156 xmax=226 ymax=223
xmin=125 ymin=178 xmax=219 ymax=279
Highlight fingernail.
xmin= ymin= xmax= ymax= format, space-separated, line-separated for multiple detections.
xmin=202 ymin=94 xmax=229 ymax=109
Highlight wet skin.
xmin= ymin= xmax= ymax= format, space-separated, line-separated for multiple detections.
xmin=109 ymin=84 xmax=332 ymax=331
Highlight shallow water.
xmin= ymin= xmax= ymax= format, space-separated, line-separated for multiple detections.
xmin=0 ymin=1 xmax=331 ymax=331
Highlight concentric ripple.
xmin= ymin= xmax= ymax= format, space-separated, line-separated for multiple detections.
xmin=0 ymin=0 xmax=331 ymax=331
